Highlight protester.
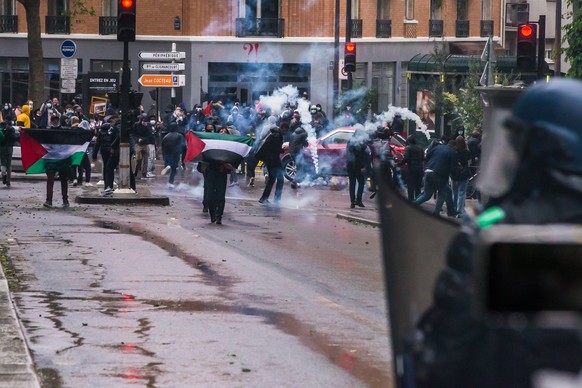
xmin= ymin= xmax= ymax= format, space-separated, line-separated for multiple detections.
xmin=413 ymin=138 xmax=458 ymax=216
xmin=346 ymin=128 xmax=371 ymax=208
xmin=160 ymin=123 xmax=184 ymax=189
xmin=257 ymin=123 xmax=288 ymax=205
xmin=398 ymin=135 xmax=425 ymax=201
xmin=412 ymin=77 xmax=582 ymax=388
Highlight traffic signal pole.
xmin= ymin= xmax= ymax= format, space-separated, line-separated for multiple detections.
xmin=537 ymin=15 xmax=546 ymax=79
xmin=346 ymin=0 xmax=353 ymax=91
xmin=118 ymin=40 xmax=133 ymax=192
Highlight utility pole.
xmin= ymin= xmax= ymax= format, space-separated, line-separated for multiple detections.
xmin=346 ymin=0 xmax=353 ymax=91
xmin=333 ymin=0 xmax=340 ymax=114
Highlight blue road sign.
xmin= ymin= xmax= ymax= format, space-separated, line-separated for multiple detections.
xmin=61 ymin=40 xmax=77 ymax=58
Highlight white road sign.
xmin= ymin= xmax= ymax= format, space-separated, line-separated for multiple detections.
xmin=60 ymin=58 xmax=78 ymax=79
xmin=138 ymin=51 xmax=186 ymax=60
xmin=142 ymin=63 xmax=185 ymax=71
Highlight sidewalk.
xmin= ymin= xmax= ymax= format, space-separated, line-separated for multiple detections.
xmin=0 ymin=259 xmax=40 ymax=388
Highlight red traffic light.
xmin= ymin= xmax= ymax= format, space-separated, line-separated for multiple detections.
xmin=519 ymin=24 xmax=534 ymax=38
xmin=121 ymin=0 xmax=133 ymax=8
xmin=345 ymin=43 xmax=356 ymax=53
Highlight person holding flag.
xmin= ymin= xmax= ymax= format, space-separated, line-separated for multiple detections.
xmin=19 ymin=127 xmax=94 ymax=207
xmin=184 ymin=126 xmax=253 ymax=223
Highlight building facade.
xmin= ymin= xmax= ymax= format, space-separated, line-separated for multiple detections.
xmin=0 ymin=0 xmax=502 ymax=118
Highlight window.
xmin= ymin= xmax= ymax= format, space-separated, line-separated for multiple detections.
xmin=351 ymin=0 xmax=360 ymax=19
xmin=239 ymin=0 xmax=279 ymax=18
xmin=91 ymin=60 xmax=122 ymax=73
xmin=1 ymin=0 xmax=16 ymax=15
xmin=102 ymin=0 xmax=118 ymax=16
xmin=482 ymin=0 xmax=491 ymax=20
xmin=457 ymin=0 xmax=468 ymax=20
xmin=431 ymin=0 xmax=442 ymax=19
xmin=48 ymin=0 xmax=69 ymax=16
xmin=405 ymin=0 xmax=414 ymax=20
xmin=377 ymin=0 xmax=390 ymax=19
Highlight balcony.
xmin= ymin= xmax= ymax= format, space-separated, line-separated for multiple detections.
xmin=481 ymin=20 xmax=494 ymax=37
xmin=350 ymin=19 xmax=362 ymax=38
xmin=46 ymin=16 xmax=70 ymax=34
xmin=456 ymin=20 xmax=469 ymax=38
xmin=429 ymin=19 xmax=443 ymax=37
xmin=236 ymin=18 xmax=285 ymax=38
xmin=376 ymin=19 xmax=391 ymax=38
xmin=0 ymin=15 xmax=17 ymax=33
xmin=99 ymin=16 xmax=117 ymax=35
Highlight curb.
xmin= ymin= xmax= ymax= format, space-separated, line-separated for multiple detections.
xmin=336 ymin=213 xmax=380 ymax=227
xmin=0 ymin=260 xmax=41 ymax=388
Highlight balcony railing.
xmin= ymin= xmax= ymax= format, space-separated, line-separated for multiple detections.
xmin=429 ymin=19 xmax=443 ymax=37
xmin=456 ymin=20 xmax=469 ymax=37
xmin=481 ymin=20 xmax=494 ymax=37
xmin=46 ymin=16 xmax=70 ymax=34
xmin=351 ymin=19 xmax=362 ymax=38
xmin=0 ymin=15 xmax=17 ymax=33
xmin=236 ymin=18 xmax=285 ymax=38
xmin=376 ymin=19 xmax=391 ymax=38
xmin=99 ymin=16 xmax=117 ymax=35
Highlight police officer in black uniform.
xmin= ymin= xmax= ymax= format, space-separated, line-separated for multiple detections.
xmin=413 ymin=79 xmax=582 ymax=388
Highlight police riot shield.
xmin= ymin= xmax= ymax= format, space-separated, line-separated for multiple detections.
xmin=376 ymin=164 xmax=459 ymax=387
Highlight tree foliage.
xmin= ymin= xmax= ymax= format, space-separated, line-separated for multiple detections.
xmin=442 ymin=60 xmax=484 ymax=135
xmin=15 ymin=0 xmax=95 ymax=106
xmin=563 ymin=1 xmax=582 ymax=78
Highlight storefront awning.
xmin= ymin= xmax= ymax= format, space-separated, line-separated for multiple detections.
xmin=408 ymin=54 xmax=520 ymax=76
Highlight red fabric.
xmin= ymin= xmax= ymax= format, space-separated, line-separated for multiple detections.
xmin=19 ymin=130 xmax=48 ymax=171
xmin=184 ymin=131 xmax=206 ymax=163
xmin=203 ymin=101 xmax=212 ymax=116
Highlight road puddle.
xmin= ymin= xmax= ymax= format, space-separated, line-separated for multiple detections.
xmin=93 ymin=220 xmax=392 ymax=386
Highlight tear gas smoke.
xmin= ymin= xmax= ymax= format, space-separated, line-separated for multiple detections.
xmin=376 ymin=105 xmax=431 ymax=140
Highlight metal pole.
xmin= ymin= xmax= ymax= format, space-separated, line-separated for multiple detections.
xmin=333 ymin=0 xmax=340 ymax=115
xmin=537 ymin=15 xmax=546 ymax=79
xmin=554 ymin=1 xmax=562 ymax=76
xmin=171 ymin=42 xmax=176 ymax=106
xmin=118 ymin=40 xmax=133 ymax=192
xmin=346 ymin=0 xmax=353 ymax=91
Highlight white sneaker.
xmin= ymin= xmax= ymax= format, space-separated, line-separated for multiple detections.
xmin=161 ymin=166 xmax=171 ymax=176
xmin=84 ymin=182 xmax=94 ymax=187
xmin=72 ymin=179 xmax=78 ymax=187
xmin=167 ymin=183 xmax=175 ymax=189
xmin=146 ymin=172 xmax=156 ymax=178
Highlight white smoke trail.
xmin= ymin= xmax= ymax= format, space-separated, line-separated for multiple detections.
xmin=376 ymin=105 xmax=431 ymax=140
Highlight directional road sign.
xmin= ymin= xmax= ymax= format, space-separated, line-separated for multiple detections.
xmin=142 ymin=62 xmax=185 ymax=71
xmin=138 ymin=51 xmax=186 ymax=60
xmin=138 ymin=74 xmax=186 ymax=87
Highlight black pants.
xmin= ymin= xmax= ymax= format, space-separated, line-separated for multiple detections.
xmin=76 ymin=153 xmax=91 ymax=184
xmin=205 ymin=167 xmax=228 ymax=219
xmin=406 ymin=167 xmax=424 ymax=201
xmin=104 ymin=148 xmax=118 ymax=190
xmin=46 ymin=169 xmax=69 ymax=203
xmin=347 ymin=165 xmax=365 ymax=204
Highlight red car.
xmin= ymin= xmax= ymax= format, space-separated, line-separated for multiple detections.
xmin=281 ymin=126 xmax=406 ymax=181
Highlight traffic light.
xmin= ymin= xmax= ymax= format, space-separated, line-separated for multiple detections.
xmin=516 ymin=23 xmax=537 ymax=72
xmin=344 ymin=43 xmax=356 ymax=73
xmin=117 ymin=0 xmax=136 ymax=42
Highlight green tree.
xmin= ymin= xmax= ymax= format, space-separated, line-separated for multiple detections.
xmin=16 ymin=0 xmax=95 ymax=106
xmin=443 ymin=60 xmax=484 ymax=135
xmin=563 ymin=1 xmax=582 ymax=78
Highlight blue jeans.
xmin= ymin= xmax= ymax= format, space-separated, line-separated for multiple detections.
xmin=163 ymin=153 xmax=180 ymax=184
xmin=260 ymin=164 xmax=284 ymax=202
xmin=414 ymin=172 xmax=455 ymax=215
xmin=454 ymin=179 xmax=468 ymax=214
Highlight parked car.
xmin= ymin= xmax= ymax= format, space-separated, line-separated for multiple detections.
xmin=281 ymin=126 xmax=406 ymax=181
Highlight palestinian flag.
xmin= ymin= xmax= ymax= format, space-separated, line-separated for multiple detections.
xmin=184 ymin=131 xmax=253 ymax=168
xmin=20 ymin=128 xmax=94 ymax=174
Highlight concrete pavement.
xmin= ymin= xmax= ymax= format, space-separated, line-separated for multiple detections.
xmin=0 ymin=169 xmax=383 ymax=386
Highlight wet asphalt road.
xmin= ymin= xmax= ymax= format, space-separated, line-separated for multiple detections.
xmin=0 ymin=170 xmax=391 ymax=387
